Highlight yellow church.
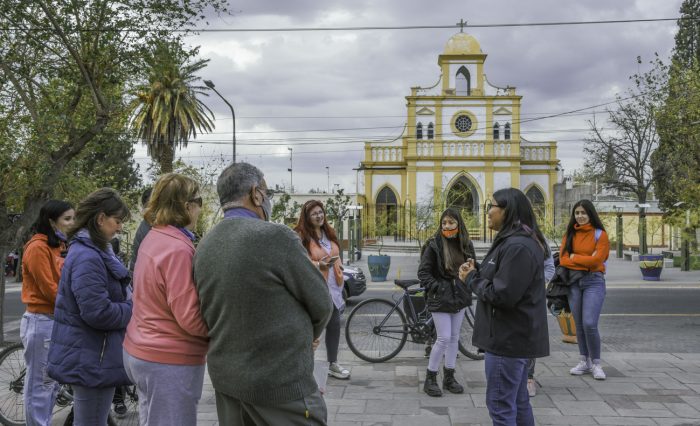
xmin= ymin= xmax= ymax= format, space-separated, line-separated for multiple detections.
xmin=360 ymin=31 xmax=559 ymax=238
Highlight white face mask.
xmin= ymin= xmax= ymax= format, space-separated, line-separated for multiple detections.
xmin=261 ymin=195 xmax=272 ymax=221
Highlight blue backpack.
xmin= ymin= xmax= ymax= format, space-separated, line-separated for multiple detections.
xmin=594 ymin=228 xmax=607 ymax=272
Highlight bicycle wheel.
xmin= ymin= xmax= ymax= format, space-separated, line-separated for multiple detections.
xmin=458 ymin=305 xmax=484 ymax=360
xmin=345 ymin=298 xmax=408 ymax=363
xmin=0 ymin=343 xmax=26 ymax=426
xmin=108 ymin=385 xmax=139 ymax=426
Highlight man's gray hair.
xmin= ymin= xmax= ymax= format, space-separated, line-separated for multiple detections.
xmin=217 ymin=162 xmax=265 ymax=206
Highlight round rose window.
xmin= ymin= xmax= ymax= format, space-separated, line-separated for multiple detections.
xmin=455 ymin=115 xmax=472 ymax=132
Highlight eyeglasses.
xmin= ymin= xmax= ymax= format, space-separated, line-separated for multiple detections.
xmin=486 ymin=202 xmax=502 ymax=211
xmin=256 ymin=188 xmax=275 ymax=200
xmin=188 ymin=196 xmax=203 ymax=207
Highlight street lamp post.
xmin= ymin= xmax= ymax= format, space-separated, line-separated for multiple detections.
xmin=613 ymin=205 xmax=623 ymax=258
xmin=203 ymin=80 xmax=236 ymax=163
xmin=674 ymin=201 xmax=691 ymax=271
xmin=636 ymin=203 xmax=650 ymax=254
xmin=326 ymin=166 xmax=330 ymax=194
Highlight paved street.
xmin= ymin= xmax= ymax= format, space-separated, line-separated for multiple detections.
xmin=4 ymin=255 xmax=700 ymax=425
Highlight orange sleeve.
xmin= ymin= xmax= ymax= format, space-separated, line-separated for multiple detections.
xmin=24 ymin=245 xmax=60 ymax=303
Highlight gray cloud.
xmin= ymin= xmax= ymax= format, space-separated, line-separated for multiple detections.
xmin=160 ymin=0 xmax=684 ymax=193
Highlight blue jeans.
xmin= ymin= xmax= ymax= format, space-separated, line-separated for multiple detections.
xmin=484 ymin=353 xmax=534 ymax=426
xmin=20 ymin=312 xmax=59 ymax=426
xmin=568 ymin=272 xmax=606 ymax=362
xmin=72 ymin=385 xmax=115 ymax=426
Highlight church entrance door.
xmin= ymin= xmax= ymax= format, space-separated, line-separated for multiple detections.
xmin=446 ymin=176 xmax=479 ymax=225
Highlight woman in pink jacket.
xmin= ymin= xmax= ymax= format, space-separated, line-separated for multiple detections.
xmin=123 ymin=173 xmax=209 ymax=425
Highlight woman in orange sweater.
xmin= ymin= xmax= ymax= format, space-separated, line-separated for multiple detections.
xmin=559 ymin=199 xmax=609 ymax=380
xmin=21 ymin=199 xmax=74 ymax=425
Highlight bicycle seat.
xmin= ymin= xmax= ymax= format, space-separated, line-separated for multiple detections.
xmin=394 ymin=279 xmax=420 ymax=289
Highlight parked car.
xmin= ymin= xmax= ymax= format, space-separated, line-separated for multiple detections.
xmin=342 ymin=266 xmax=366 ymax=300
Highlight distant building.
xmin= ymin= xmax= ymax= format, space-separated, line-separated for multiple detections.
xmin=360 ymin=32 xmax=559 ymax=238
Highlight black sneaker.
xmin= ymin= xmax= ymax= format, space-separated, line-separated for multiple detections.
xmin=113 ymin=401 xmax=127 ymax=417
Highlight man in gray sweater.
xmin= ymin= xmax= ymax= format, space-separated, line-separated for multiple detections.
xmin=194 ymin=162 xmax=332 ymax=425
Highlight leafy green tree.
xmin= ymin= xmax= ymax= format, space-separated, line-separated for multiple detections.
xmin=0 ymin=0 xmax=227 ymax=343
xmin=672 ymin=0 xmax=700 ymax=67
xmin=129 ymin=41 xmax=215 ymax=174
xmin=652 ymin=0 xmax=700 ymax=227
xmin=271 ymin=193 xmax=301 ymax=225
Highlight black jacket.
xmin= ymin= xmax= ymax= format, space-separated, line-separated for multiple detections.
xmin=466 ymin=228 xmax=549 ymax=358
xmin=418 ymin=236 xmax=475 ymax=313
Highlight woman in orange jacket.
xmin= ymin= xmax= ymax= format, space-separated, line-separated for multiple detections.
xmin=21 ymin=200 xmax=74 ymax=425
xmin=559 ymin=199 xmax=610 ymax=380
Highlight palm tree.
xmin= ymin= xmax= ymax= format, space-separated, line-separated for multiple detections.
xmin=130 ymin=42 xmax=214 ymax=173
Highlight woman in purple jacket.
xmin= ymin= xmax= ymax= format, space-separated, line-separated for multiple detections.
xmin=47 ymin=188 xmax=133 ymax=426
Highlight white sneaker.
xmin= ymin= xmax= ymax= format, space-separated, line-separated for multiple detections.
xmin=527 ymin=379 xmax=536 ymax=397
xmin=328 ymin=362 xmax=350 ymax=379
xmin=569 ymin=360 xmax=592 ymax=375
xmin=591 ymin=364 xmax=606 ymax=380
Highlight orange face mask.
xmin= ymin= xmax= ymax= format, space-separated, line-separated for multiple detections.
xmin=441 ymin=228 xmax=459 ymax=238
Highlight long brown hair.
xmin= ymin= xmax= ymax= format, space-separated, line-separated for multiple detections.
xmin=294 ymin=200 xmax=340 ymax=253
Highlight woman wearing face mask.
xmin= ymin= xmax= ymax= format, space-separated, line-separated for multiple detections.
xmin=417 ymin=208 xmax=475 ymax=397
xmin=124 ymin=173 xmax=209 ymax=425
xmin=463 ymin=188 xmax=549 ymax=426
xmin=20 ymin=200 xmax=74 ymax=426
xmin=47 ymin=188 xmax=133 ymax=426
xmin=294 ymin=200 xmax=350 ymax=380
xmin=560 ymin=199 xmax=609 ymax=380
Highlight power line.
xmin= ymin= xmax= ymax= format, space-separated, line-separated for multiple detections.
xmin=3 ymin=17 xmax=692 ymax=33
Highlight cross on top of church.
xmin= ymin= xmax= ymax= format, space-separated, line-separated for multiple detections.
xmin=457 ymin=18 xmax=467 ymax=33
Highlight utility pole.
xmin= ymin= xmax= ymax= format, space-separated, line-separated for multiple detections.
xmin=287 ymin=147 xmax=293 ymax=193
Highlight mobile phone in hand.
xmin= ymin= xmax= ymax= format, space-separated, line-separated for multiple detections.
xmin=326 ymin=256 xmax=339 ymax=265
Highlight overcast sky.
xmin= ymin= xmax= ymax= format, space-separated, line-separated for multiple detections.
xmin=134 ymin=0 xmax=684 ymax=194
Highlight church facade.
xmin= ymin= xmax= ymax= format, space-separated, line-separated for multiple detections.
xmin=360 ymin=32 xmax=559 ymax=238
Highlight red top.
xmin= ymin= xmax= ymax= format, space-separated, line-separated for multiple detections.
xmin=124 ymin=225 xmax=209 ymax=365
xmin=559 ymin=223 xmax=609 ymax=273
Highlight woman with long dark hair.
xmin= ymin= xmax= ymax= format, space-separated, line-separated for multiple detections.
xmin=417 ymin=208 xmax=475 ymax=397
xmin=560 ymin=199 xmax=609 ymax=380
xmin=294 ymin=200 xmax=350 ymax=380
xmin=47 ymin=188 xmax=133 ymax=425
xmin=464 ymin=188 xmax=549 ymax=425
xmin=21 ymin=200 xmax=74 ymax=426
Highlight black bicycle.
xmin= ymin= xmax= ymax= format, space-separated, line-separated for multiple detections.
xmin=345 ymin=279 xmax=484 ymax=363
xmin=0 ymin=342 xmax=139 ymax=426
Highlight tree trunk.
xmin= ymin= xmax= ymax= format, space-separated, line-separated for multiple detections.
xmin=0 ymin=244 xmax=8 ymax=345
xmin=159 ymin=144 xmax=175 ymax=174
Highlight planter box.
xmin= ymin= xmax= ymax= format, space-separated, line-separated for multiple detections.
xmin=639 ymin=254 xmax=664 ymax=281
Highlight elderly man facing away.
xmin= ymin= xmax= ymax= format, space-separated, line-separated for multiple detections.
xmin=194 ymin=162 xmax=332 ymax=425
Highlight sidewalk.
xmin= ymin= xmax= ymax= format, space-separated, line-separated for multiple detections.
xmin=193 ymin=322 xmax=700 ymax=426
xmin=192 ymin=258 xmax=700 ymax=425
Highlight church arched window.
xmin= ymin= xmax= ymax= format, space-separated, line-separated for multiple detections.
xmin=416 ymin=122 xmax=423 ymax=139
xmin=427 ymin=122 xmax=434 ymax=139
xmin=455 ymin=66 xmax=471 ymax=96
xmin=525 ymin=186 xmax=546 ymax=220
xmin=493 ymin=122 xmax=500 ymax=140
xmin=504 ymin=123 xmax=511 ymax=140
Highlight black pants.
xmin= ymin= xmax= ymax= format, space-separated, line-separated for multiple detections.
xmin=325 ymin=306 xmax=341 ymax=363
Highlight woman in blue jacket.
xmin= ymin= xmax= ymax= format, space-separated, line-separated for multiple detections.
xmin=47 ymin=188 xmax=132 ymax=426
